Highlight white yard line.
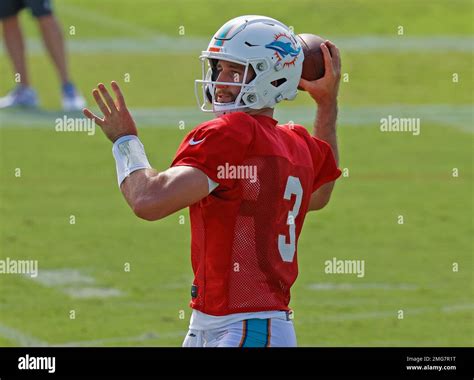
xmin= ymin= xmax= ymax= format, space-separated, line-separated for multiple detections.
xmin=335 ymin=36 xmax=474 ymax=52
xmin=52 ymin=331 xmax=186 ymax=347
xmin=298 ymin=303 xmax=474 ymax=323
xmin=307 ymin=282 xmax=419 ymax=291
xmin=0 ymin=323 xmax=48 ymax=347
xmin=320 ymin=307 xmax=432 ymax=321
xmin=63 ymin=287 xmax=123 ymax=299
xmin=442 ymin=303 xmax=474 ymax=313
xmin=58 ymin=3 xmax=162 ymax=38
xmin=27 ymin=268 xmax=95 ymax=286
xmin=314 ymin=340 xmax=450 ymax=347
xmin=2 ymin=303 xmax=471 ymax=346
xmin=1 ymin=105 xmax=472 ymax=133
xmin=24 ymin=268 xmax=124 ymax=299
xmin=1 ymin=36 xmax=471 ymax=55
xmin=0 ymin=322 xmax=184 ymax=347
xmin=51 ymin=3 xmax=474 ymax=54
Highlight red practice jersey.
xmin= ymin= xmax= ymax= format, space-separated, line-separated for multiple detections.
xmin=171 ymin=112 xmax=341 ymax=316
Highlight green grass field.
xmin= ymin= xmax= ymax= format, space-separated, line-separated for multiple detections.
xmin=0 ymin=0 xmax=472 ymax=347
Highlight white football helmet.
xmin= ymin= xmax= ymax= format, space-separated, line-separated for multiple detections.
xmin=195 ymin=15 xmax=304 ymax=116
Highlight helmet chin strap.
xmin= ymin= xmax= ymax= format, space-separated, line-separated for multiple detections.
xmin=212 ymin=100 xmax=250 ymax=116
xmin=212 ymin=84 xmax=251 ymax=116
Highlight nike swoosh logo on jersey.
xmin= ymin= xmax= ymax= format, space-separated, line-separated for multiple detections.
xmin=189 ymin=137 xmax=206 ymax=146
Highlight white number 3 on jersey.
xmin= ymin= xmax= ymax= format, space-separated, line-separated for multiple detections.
xmin=278 ymin=176 xmax=303 ymax=263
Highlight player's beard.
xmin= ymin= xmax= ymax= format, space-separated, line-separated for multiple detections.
xmin=215 ymin=89 xmax=236 ymax=103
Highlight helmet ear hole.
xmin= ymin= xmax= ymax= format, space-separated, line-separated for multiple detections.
xmin=239 ymin=63 xmax=256 ymax=85
xmin=271 ymin=78 xmax=287 ymax=88
xmin=205 ymin=85 xmax=213 ymax=102
xmin=210 ymin=59 xmax=219 ymax=81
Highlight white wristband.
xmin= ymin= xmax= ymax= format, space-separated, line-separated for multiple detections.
xmin=112 ymin=135 xmax=151 ymax=187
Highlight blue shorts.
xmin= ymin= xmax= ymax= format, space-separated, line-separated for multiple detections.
xmin=0 ymin=0 xmax=53 ymax=20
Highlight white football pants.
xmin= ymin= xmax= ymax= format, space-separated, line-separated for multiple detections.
xmin=182 ymin=318 xmax=297 ymax=347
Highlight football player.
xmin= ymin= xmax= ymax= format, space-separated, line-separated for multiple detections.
xmin=83 ymin=15 xmax=341 ymax=347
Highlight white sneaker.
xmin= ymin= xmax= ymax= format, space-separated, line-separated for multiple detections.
xmin=0 ymin=86 xmax=39 ymax=109
xmin=62 ymin=82 xmax=86 ymax=112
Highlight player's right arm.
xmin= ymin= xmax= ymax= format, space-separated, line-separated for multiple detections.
xmin=299 ymin=41 xmax=341 ymax=211
xmin=83 ymin=81 xmax=217 ymax=221
xmin=120 ymin=166 xmax=211 ymax=221
xmin=84 ymin=83 xmax=252 ymax=221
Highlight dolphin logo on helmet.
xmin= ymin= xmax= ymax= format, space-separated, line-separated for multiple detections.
xmin=195 ymin=15 xmax=304 ymax=116
xmin=265 ymin=40 xmax=301 ymax=58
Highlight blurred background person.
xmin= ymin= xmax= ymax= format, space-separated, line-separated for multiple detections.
xmin=0 ymin=0 xmax=85 ymax=110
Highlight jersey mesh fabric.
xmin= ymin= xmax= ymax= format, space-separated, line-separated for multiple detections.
xmin=171 ymin=112 xmax=341 ymax=315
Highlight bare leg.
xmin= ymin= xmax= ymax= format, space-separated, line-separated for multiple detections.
xmin=2 ymin=15 xmax=29 ymax=86
xmin=37 ymin=14 xmax=69 ymax=84
xmin=35 ymin=14 xmax=84 ymax=110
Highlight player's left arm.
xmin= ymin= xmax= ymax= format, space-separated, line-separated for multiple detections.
xmin=308 ymin=102 xmax=339 ymax=211
xmin=83 ymin=81 xmax=210 ymax=221
xmin=299 ymin=41 xmax=341 ymax=211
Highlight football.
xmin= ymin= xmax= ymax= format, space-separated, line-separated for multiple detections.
xmin=297 ymin=33 xmax=328 ymax=90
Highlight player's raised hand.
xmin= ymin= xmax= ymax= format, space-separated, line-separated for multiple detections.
xmin=299 ymin=41 xmax=341 ymax=106
xmin=83 ymin=81 xmax=138 ymax=142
